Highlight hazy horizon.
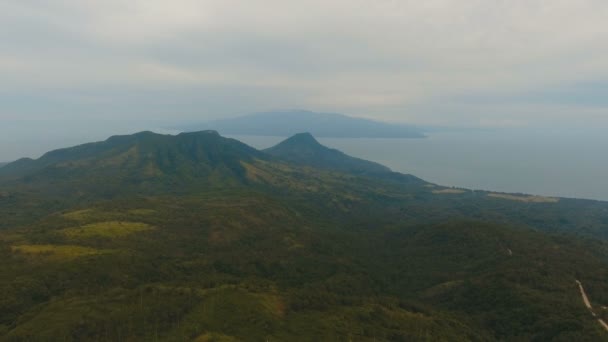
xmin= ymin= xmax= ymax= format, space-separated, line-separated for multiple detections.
xmin=2 ymin=1 xmax=607 ymax=200
xmin=1 ymin=1 xmax=608 ymax=129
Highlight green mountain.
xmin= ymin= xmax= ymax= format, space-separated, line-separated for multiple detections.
xmin=0 ymin=130 xmax=265 ymax=195
xmin=265 ymin=132 xmax=424 ymax=186
xmin=265 ymin=132 xmax=391 ymax=174
xmin=2 ymin=131 xmax=608 ymax=341
xmin=179 ymin=110 xmax=426 ymax=138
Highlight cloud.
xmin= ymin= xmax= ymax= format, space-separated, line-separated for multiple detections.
xmin=1 ymin=0 xmax=607 ymax=126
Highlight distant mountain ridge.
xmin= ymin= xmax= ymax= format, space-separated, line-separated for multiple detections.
xmin=0 ymin=162 xmax=7 ymax=168
xmin=179 ymin=110 xmax=425 ymax=138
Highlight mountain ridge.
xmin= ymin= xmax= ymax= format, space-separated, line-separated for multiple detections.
xmin=179 ymin=110 xmax=425 ymax=138
xmin=0 ymin=131 xmax=425 ymax=194
xmin=0 ymin=130 xmax=267 ymax=197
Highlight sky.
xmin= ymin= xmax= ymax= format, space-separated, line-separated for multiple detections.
xmin=1 ymin=0 xmax=608 ymax=130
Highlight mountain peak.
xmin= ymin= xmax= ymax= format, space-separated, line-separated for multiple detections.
xmin=265 ymin=134 xmax=391 ymax=175
xmin=291 ymin=132 xmax=315 ymax=139
xmin=0 ymin=130 xmax=266 ymax=193
xmin=281 ymin=132 xmax=322 ymax=147
xmin=179 ymin=130 xmax=220 ymax=137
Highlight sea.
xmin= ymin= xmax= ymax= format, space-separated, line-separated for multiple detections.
xmin=228 ymin=129 xmax=608 ymax=202
xmin=1 ymin=121 xmax=606 ymax=201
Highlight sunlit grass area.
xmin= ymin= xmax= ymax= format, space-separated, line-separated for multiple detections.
xmin=128 ymin=209 xmax=156 ymax=216
xmin=62 ymin=209 xmax=95 ymax=221
xmin=62 ymin=208 xmax=156 ymax=223
xmin=11 ymin=244 xmax=103 ymax=260
xmin=488 ymin=193 xmax=559 ymax=203
xmin=432 ymin=188 xmax=466 ymax=195
xmin=62 ymin=221 xmax=154 ymax=239
xmin=194 ymin=333 xmax=239 ymax=342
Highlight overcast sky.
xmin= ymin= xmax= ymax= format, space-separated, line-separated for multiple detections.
xmin=1 ymin=0 xmax=608 ymax=128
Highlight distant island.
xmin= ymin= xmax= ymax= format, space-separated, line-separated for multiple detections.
xmin=177 ymin=110 xmax=425 ymax=138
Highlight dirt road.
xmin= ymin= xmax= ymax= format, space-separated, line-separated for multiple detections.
xmin=576 ymin=280 xmax=608 ymax=332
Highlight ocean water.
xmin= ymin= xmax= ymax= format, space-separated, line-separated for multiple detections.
xmin=229 ymin=130 xmax=608 ymax=202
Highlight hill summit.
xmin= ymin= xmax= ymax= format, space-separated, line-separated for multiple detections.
xmin=265 ymin=132 xmax=391 ymax=175
xmin=0 ymin=130 xmax=265 ymax=195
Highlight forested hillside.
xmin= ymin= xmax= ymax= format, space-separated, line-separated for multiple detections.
xmin=1 ymin=131 xmax=608 ymax=341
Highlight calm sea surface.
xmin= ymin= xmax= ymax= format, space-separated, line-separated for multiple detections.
xmin=229 ymin=130 xmax=608 ymax=202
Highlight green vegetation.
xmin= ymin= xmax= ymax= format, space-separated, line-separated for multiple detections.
xmin=487 ymin=193 xmax=560 ymax=203
xmin=11 ymin=244 xmax=105 ymax=260
xmin=1 ymin=131 xmax=608 ymax=340
xmin=432 ymin=188 xmax=467 ymax=194
xmin=61 ymin=221 xmax=154 ymax=239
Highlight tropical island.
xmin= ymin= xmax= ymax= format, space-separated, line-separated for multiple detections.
xmin=1 ymin=131 xmax=608 ymax=340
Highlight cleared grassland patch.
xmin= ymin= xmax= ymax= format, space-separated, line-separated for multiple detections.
xmin=11 ymin=244 xmax=103 ymax=260
xmin=241 ymin=161 xmax=363 ymax=202
xmin=241 ymin=161 xmax=278 ymax=184
xmin=194 ymin=333 xmax=240 ymax=342
xmin=62 ymin=221 xmax=154 ymax=239
xmin=0 ymin=232 xmax=27 ymax=244
xmin=62 ymin=208 xmax=157 ymax=224
xmin=432 ymin=188 xmax=466 ymax=195
xmin=488 ymin=193 xmax=559 ymax=203
xmin=255 ymin=293 xmax=286 ymax=318
xmin=61 ymin=209 xmax=95 ymax=221
xmin=128 ymin=209 xmax=156 ymax=216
